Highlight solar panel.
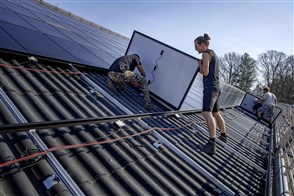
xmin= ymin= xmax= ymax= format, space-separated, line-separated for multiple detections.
xmin=0 ymin=2 xmax=8 ymax=9
xmin=78 ymin=33 xmax=119 ymax=54
xmin=81 ymin=44 xmax=116 ymax=66
xmin=126 ymin=31 xmax=199 ymax=110
xmin=1 ymin=22 xmax=77 ymax=62
xmin=0 ymin=0 xmax=127 ymax=68
xmin=2 ymin=0 xmax=38 ymax=20
xmin=21 ymin=15 xmax=71 ymax=40
xmin=0 ymin=7 xmax=36 ymax=30
xmin=47 ymin=35 xmax=108 ymax=67
xmin=33 ymin=11 xmax=62 ymax=25
xmin=0 ymin=27 xmax=27 ymax=52
xmin=27 ymin=1 xmax=48 ymax=15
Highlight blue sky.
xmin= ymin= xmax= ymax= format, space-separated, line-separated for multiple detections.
xmin=48 ymin=0 xmax=293 ymax=59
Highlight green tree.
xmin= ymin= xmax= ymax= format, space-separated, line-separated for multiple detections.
xmin=220 ymin=52 xmax=256 ymax=91
xmin=237 ymin=53 xmax=256 ymax=91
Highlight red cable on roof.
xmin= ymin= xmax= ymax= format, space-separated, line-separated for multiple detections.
xmin=0 ymin=123 xmax=195 ymax=168
xmin=0 ymin=63 xmax=86 ymax=75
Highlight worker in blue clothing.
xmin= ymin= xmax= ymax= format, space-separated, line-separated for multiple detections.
xmin=107 ymin=54 xmax=156 ymax=110
xmin=194 ymin=33 xmax=227 ymax=155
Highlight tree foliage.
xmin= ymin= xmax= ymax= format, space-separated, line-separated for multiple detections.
xmin=238 ymin=53 xmax=256 ymax=92
xmin=219 ymin=52 xmax=256 ymax=91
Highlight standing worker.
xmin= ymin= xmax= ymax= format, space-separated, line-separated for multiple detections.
xmin=108 ymin=54 xmax=156 ymax=110
xmin=194 ymin=33 xmax=227 ymax=155
xmin=257 ymin=86 xmax=277 ymax=126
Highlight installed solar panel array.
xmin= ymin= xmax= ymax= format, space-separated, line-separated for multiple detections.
xmin=0 ymin=0 xmax=128 ymax=68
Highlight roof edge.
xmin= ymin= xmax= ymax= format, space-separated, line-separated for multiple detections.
xmin=33 ymin=0 xmax=130 ymax=41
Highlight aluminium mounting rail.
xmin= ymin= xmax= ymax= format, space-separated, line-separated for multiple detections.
xmin=0 ymin=109 xmax=199 ymax=133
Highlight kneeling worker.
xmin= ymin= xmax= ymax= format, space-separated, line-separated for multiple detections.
xmin=257 ymin=86 xmax=277 ymax=125
xmin=108 ymin=54 xmax=155 ymax=110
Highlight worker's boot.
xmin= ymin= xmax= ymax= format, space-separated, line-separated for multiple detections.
xmin=218 ymin=135 xmax=227 ymax=143
xmin=144 ymin=103 xmax=156 ymax=110
xmin=201 ymin=140 xmax=216 ymax=155
xmin=144 ymin=98 xmax=156 ymax=110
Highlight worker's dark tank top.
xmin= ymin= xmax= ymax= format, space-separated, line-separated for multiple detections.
xmin=108 ymin=54 xmax=141 ymax=73
xmin=203 ymin=49 xmax=220 ymax=89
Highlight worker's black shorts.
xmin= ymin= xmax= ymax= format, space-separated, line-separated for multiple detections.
xmin=202 ymin=86 xmax=220 ymax=112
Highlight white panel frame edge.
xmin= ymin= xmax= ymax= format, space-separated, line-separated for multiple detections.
xmin=125 ymin=31 xmax=199 ymax=110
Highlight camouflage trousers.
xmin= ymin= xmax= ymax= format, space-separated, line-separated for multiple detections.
xmin=108 ymin=71 xmax=151 ymax=103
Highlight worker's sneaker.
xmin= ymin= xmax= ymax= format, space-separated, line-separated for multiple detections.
xmin=218 ymin=135 xmax=227 ymax=143
xmin=144 ymin=103 xmax=156 ymax=110
xmin=201 ymin=140 xmax=216 ymax=155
